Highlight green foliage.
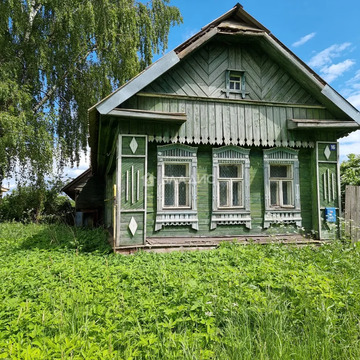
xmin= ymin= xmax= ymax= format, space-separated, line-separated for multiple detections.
xmin=340 ymin=153 xmax=360 ymax=206
xmin=0 ymin=0 xmax=182 ymax=182
xmin=0 ymin=180 xmax=74 ymax=223
xmin=1 ymin=223 xmax=360 ymax=358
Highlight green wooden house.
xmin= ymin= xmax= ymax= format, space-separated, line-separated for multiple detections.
xmin=67 ymin=3 xmax=360 ymax=251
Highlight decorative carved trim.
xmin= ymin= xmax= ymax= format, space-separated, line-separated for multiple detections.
xmin=156 ymin=144 xmax=198 ymax=231
xmin=263 ymin=147 xmax=302 ymax=228
xmin=211 ymin=146 xmax=251 ymax=229
xmin=155 ymin=211 xmax=198 ymax=231
xmin=264 ymin=210 xmax=302 ymax=228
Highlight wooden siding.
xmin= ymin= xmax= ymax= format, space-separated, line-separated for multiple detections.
xmin=144 ymin=43 xmax=320 ymax=105
xmin=145 ymin=143 xmax=314 ymax=239
xmin=118 ymin=95 xmax=338 ymax=149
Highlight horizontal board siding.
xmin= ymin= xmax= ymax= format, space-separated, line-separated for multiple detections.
xmin=146 ymin=143 xmax=313 ymax=238
xmin=143 ymin=43 xmax=319 ymax=105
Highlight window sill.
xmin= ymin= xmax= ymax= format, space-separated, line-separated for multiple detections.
xmin=211 ymin=210 xmax=251 ymax=230
xmin=155 ymin=210 xmax=198 ymax=231
xmin=264 ymin=209 xmax=302 ymax=228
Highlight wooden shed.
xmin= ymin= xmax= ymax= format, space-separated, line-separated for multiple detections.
xmin=80 ymin=3 xmax=360 ymax=251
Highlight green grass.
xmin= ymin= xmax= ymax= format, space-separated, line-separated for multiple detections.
xmin=1 ymin=223 xmax=360 ymax=359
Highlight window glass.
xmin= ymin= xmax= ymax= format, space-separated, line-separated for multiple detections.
xmin=282 ymin=181 xmax=292 ymax=205
xmin=229 ymin=74 xmax=241 ymax=90
xmin=270 ymin=165 xmax=289 ymax=178
xmin=219 ymin=164 xmax=241 ymax=178
xmin=232 ymin=181 xmax=242 ymax=206
xmin=164 ymin=180 xmax=175 ymax=206
xmin=270 ymin=181 xmax=278 ymax=206
xmin=165 ymin=164 xmax=187 ymax=177
xmin=178 ymin=181 xmax=188 ymax=206
xmin=219 ymin=181 xmax=228 ymax=207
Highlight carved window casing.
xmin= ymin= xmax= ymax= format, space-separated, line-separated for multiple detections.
xmin=263 ymin=148 xmax=302 ymax=228
xmin=211 ymin=146 xmax=251 ymax=229
xmin=156 ymin=144 xmax=198 ymax=231
xmin=224 ymin=70 xmax=249 ymax=99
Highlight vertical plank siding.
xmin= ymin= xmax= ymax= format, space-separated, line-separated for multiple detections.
xmin=119 ymin=95 xmax=334 ymax=148
xmin=345 ymin=186 xmax=360 ymax=241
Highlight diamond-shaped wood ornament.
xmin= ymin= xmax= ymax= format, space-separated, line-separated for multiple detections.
xmin=324 ymin=145 xmax=331 ymax=160
xmin=129 ymin=137 xmax=138 ymax=154
xmin=128 ymin=217 xmax=138 ymax=236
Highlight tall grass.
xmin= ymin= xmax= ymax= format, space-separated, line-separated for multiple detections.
xmin=0 ymin=222 xmax=360 ymax=359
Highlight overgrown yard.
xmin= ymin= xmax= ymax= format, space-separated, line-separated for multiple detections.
xmin=1 ymin=223 xmax=360 ymax=359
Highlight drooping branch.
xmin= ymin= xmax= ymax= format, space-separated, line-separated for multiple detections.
xmin=33 ymin=45 xmax=98 ymax=113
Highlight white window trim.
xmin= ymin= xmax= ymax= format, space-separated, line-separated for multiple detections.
xmin=211 ymin=146 xmax=251 ymax=230
xmin=155 ymin=144 xmax=198 ymax=231
xmin=263 ymin=147 xmax=302 ymax=228
xmin=223 ymin=69 xmax=249 ymax=99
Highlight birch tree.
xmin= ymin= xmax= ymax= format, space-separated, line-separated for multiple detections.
xmin=0 ymin=0 xmax=182 ymax=185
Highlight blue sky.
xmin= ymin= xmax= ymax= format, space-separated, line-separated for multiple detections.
xmin=4 ymin=0 xmax=360 ymax=190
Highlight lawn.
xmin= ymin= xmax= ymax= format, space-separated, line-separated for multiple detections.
xmin=1 ymin=223 xmax=360 ymax=359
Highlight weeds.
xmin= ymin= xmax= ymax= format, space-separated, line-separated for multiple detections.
xmin=0 ymin=223 xmax=360 ymax=358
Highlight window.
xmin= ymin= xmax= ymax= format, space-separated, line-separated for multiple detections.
xmin=163 ymin=164 xmax=190 ymax=208
xmin=229 ymin=73 xmax=242 ymax=91
xmin=269 ymin=165 xmax=293 ymax=208
xmin=156 ymin=144 xmax=198 ymax=231
xmin=224 ymin=70 xmax=249 ymax=99
xmin=263 ymin=148 xmax=302 ymax=228
xmin=211 ymin=146 xmax=251 ymax=229
xmin=218 ymin=164 xmax=243 ymax=208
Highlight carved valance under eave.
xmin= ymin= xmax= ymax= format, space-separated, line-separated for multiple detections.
xmin=287 ymin=119 xmax=360 ymax=130
xmin=109 ymin=108 xmax=187 ymax=123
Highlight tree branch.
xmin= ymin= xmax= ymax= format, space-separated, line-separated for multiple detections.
xmin=33 ymin=45 xmax=98 ymax=113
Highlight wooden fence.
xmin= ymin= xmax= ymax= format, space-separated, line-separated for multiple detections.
xmin=345 ymin=185 xmax=360 ymax=241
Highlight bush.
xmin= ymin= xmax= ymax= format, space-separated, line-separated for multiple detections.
xmin=0 ymin=180 xmax=74 ymax=223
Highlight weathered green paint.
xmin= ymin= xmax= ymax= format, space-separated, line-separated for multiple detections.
xmin=144 ymin=43 xmax=320 ymax=105
xmin=145 ymin=143 xmax=314 ymax=238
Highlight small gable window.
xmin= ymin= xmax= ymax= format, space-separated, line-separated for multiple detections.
xmin=211 ymin=146 xmax=251 ymax=230
xmin=263 ymin=148 xmax=302 ymax=228
xmin=156 ymin=144 xmax=198 ymax=231
xmin=224 ymin=70 xmax=249 ymax=99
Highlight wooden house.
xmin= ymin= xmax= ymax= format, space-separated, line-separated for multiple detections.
xmin=79 ymin=4 xmax=360 ymax=251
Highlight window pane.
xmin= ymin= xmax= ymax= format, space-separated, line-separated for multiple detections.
xmin=270 ymin=181 xmax=278 ymax=206
xmin=164 ymin=180 xmax=175 ymax=206
xmin=232 ymin=181 xmax=243 ymax=206
xmin=219 ymin=181 xmax=228 ymax=207
xmin=230 ymin=75 xmax=241 ymax=81
xmin=270 ymin=165 xmax=288 ymax=178
xmin=165 ymin=164 xmax=187 ymax=177
xmin=178 ymin=181 xmax=188 ymax=206
xmin=219 ymin=165 xmax=240 ymax=178
xmin=230 ymin=82 xmax=235 ymax=90
xmin=282 ymin=181 xmax=293 ymax=205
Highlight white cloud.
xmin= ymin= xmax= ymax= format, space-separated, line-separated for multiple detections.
xmin=292 ymin=32 xmax=316 ymax=47
xmin=308 ymin=42 xmax=352 ymax=68
xmin=320 ymin=59 xmax=355 ymax=83
xmin=347 ymin=93 xmax=360 ymax=109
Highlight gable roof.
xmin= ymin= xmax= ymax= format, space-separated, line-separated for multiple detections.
xmin=88 ymin=3 xmax=360 ymax=170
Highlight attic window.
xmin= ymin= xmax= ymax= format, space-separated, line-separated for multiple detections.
xmin=225 ymin=70 xmax=249 ymax=99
